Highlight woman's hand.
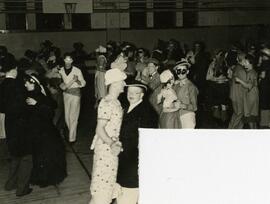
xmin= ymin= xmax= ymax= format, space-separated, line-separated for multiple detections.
xmin=174 ymin=100 xmax=187 ymax=109
xmin=73 ymin=75 xmax=82 ymax=85
xmin=235 ymin=77 xmax=241 ymax=83
xmin=73 ymin=75 xmax=78 ymax=81
xmin=179 ymin=103 xmax=187 ymax=109
xmin=157 ymin=92 xmax=163 ymax=104
xmin=26 ymin=97 xmax=37 ymax=105
xmin=110 ymin=141 xmax=122 ymax=156
xmin=260 ymin=71 xmax=266 ymax=79
xmin=174 ymin=100 xmax=180 ymax=109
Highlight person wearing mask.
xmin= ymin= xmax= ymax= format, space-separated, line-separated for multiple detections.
xmin=59 ymin=53 xmax=86 ymax=143
xmin=116 ymin=80 xmax=158 ymax=204
xmin=1 ymin=56 xmax=33 ymax=196
xmin=174 ymin=59 xmax=199 ymax=128
xmin=135 ymin=48 xmax=149 ymax=84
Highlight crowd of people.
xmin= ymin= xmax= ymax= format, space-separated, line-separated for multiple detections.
xmin=0 ymin=37 xmax=270 ymax=203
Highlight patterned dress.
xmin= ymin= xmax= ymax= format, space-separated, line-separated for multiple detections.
xmin=90 ymin=95 xmax=123 ymax=203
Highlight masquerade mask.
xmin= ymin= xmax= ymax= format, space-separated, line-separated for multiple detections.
xmin=175 ymin=69 xmax=188 ymax=75
xmin=25 ymin=77 xmax=36 ymax=84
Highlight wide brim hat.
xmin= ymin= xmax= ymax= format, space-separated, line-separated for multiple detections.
xmin=110 ymin=54 xmax=127 ymax=71
xmin=125 ymin=79 xmax=148 ymax=91
xmin=173 ymin=58 xmax=191 ymax=70
xmin=24 ymin=73 xmax=47 ymax=95
xmin=105 ymin=68 xmax=127 ymax=86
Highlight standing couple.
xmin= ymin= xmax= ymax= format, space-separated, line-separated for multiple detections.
xmin=89 ymin=68 xmax=158 ymax=204
xmin=1 ymin=56 xmax=66 ymax=196
xmin=158 ymin=59 xmax=199 ymax=129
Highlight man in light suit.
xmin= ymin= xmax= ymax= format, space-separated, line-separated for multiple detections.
xmin=59 ymin=53 xmax=86 ymax=143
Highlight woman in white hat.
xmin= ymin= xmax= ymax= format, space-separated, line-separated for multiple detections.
xmin=89 ymin=68 xmax=127 ymax=204
xmin=157 ymin=69 xmax=181 ymax=128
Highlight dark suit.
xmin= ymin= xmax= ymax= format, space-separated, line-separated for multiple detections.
xmin=117 ymin=100 xmax=158 ymax=188
xmin=1 ymin=76 xmax=33 ymax=196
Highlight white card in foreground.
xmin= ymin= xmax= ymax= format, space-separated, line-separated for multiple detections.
xmin=139 ymin=129 xmax=270 ymax=204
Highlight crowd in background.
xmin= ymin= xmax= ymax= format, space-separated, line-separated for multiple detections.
xmin=1 ymin=38 xmax=270 ymax=133
xmin=1 ymin=37 xmax=270 ymax=200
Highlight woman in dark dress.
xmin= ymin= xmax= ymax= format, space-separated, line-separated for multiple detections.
xmin=24 ymin=74 xmax=67 ymax=187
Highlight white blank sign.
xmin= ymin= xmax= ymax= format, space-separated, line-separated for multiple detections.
xmin=139 ymin=129 xmax=270 ymax=204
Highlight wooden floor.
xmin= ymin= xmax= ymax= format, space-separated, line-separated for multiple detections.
xmin=0 ymin=134 xmax=94 ymax=204
xmin=0 ymin=71 xmax=99 ymax=204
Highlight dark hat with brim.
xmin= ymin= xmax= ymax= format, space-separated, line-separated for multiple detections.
xmin=126 ymin=79 xmax=148 ymax=91
xmin=147 ymin=58 xmax=159 ymax=65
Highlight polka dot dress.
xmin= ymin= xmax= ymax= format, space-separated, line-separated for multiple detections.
xmin=90 ymin=96 xmax=123 ymax=203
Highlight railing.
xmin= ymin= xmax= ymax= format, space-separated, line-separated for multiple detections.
xmin=0 ymin=0 xmax=270 ymax=13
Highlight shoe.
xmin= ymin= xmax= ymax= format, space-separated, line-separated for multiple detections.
xmin=16 ymin=188 xmax=33 ymax=197
xmin=69 ymin=141 xmax=76 ymax=146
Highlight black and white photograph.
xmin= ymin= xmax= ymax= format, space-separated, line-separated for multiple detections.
xmin=0 ymin=0 xmax=270 ymax=203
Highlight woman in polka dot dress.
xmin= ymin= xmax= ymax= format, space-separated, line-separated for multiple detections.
xmin=89 ymin=69 xmax=127 ymax=204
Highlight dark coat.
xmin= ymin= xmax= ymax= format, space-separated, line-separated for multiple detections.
xmin=1 ymin=77 xmax=31 ymax=157
xmin=25 ymin=90 xmax=67 ymax=187
xmin=117 ymin=100 xmax=158 ymax=188
xmin=259 ymin=61 xmax=270 ymax=110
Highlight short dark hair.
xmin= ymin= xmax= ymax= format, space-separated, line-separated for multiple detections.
xmin=245 ymin=53 xmax=256 ymax=67
xmin=63 ymin=52 xmax=73 ymax=59
xmin=1 ymin=56 xmax=17 ymax=73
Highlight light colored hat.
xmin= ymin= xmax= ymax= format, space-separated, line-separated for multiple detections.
xmin=173 ymin=58 xmax=191 ymax=70
xmin=160 ymin=69 xmax=174 ymax=83
xmin=95 ymin=45 xmax=107 ymax=54
xmin=110 ymin=54 xmax=127 ymax=71
xmin=105 ymin=68 xmax=127 ymax=86
xmin=261 ymin=48 xmax=270 ymax=57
